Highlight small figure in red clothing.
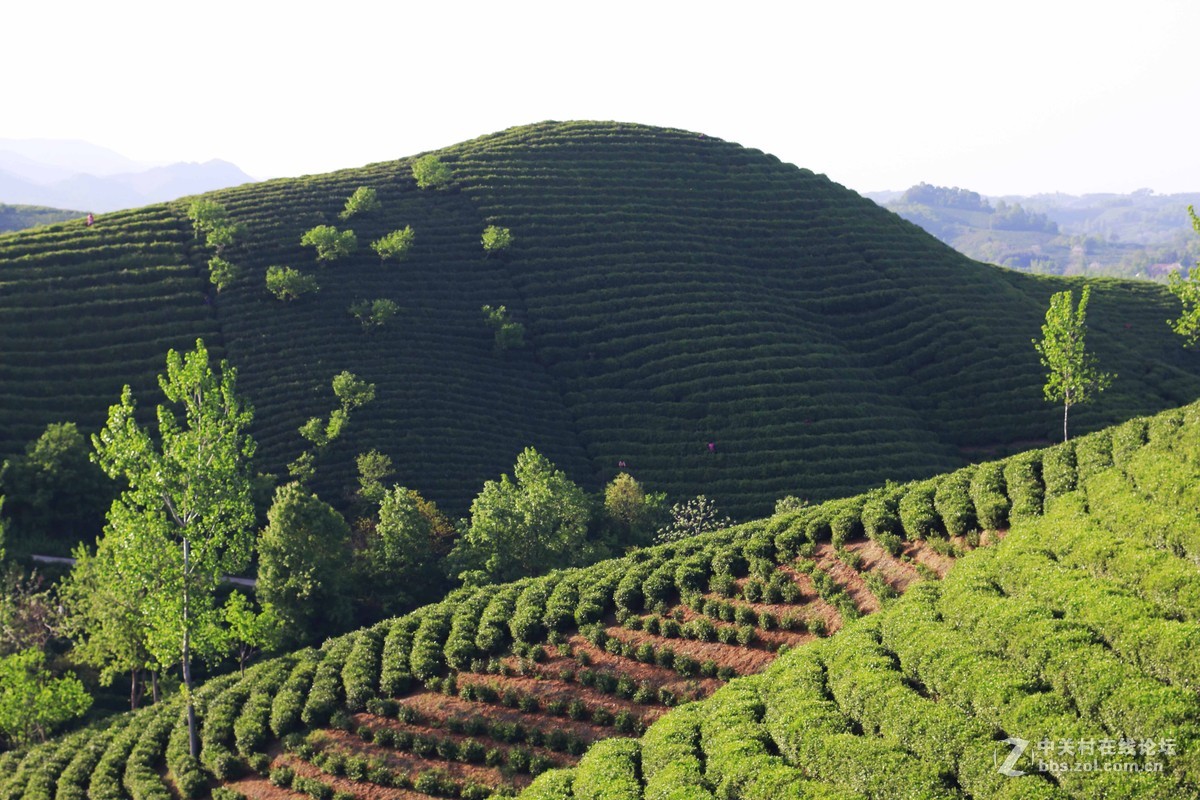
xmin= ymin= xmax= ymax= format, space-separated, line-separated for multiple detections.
xmin=707 ymin=442 xmax=716 ymax=454
xmin=618 ymin=460 xmax=627 ymax=468
xmin=86 ymin=213 xmax=94 ymax=227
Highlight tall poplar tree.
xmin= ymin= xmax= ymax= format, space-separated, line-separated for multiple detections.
xmin=1033 ymin=286 xmax=1113 ymax=442
xmin=90 ymin=339 xmax=256 ymax=757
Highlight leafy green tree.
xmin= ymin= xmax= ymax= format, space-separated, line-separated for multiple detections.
xmin=265 ymin=265 xmax=319 ymax=301
xmin=655 ymin=495 xmax=731 ymax=544
xmin=301 ymin=225 xmax=357 ymax=262
xmin=186 ymin=199 xmax=229 ymax=238
xmin=371 ymin=226 xmax=415 ymax=264
xmin=412 ymin=154 xmax=451 ymax=189
xmin=0 ymin=648 xmax=90 ymax=747
xmin=0 ymin=422 xmax=110 ymax=553
xmin=0 ymin=568 xmax=61 ymax=657
xmin=205 ymin=222 xmax=242 ymax=254
xmin=357 ymin=486 xmax=438 ymax=615
xmin=333 ymin=370 xmax=376 ymax=411
xmin=90 ymin=339 xmax=256 ymax=756
xmin=1166 ymin=205 xmax=1200 ymax=346
xmin=481 ymin=304 xmax=526 ymax=351
xmin=221 ymin=590 xmax=280 ymax=676
xmin=256 ymin=482 xmax=351 ymax=646
xmin=602 ymin=473 xmax=666 ymax=549
xmin=450 ymin=448 xmax=591 ymax=585
xmin=1032 ymin=286 xmax=1114 ymax=441
xmin=355 ymin=450 xmax=394 ymax=507
xmin=59 ymin=541 xmax=158 ymax=709
xmin=290 ymin=372 xmax=376 ymax=481
xmin=349 ymin=298 xmax=400 ymax=331
xmin=339 ymin=186 xmax=380 ymax=220
xmin=481 ymin=225 xmax=513 ymax=253
xmin=208 ymin=256 xmax=241 ymax=292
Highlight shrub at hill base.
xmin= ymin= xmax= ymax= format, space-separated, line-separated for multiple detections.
xmin=449 ymin=447 xmax=592 ymax=585
xmin=257 ymin=483 xmax=353 ymax=646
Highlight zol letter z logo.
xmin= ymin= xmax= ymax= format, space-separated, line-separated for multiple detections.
xmin=997 ymin=737 xmax=1029 ymax=777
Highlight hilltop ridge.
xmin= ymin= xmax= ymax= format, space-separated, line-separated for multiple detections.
xmin=2 ymin=121 xmax=1198 ymax=519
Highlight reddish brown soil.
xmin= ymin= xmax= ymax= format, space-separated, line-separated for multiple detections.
xmin=399 ymin=690 xmax=610 ymax=742
xmin=314 ymin=727 xmax=535 ymax=790
xmin=454 ymin=669 xmax=657 ymax=727
xmin=349 ymin=712 xmax=576 ymax=769
xmin=813 ymin=543 xmax=882 ymax=614
xmin=221 ymin=528 xmax=1006 ymax=796
xmin=842 ymin=539 xmax=923 ymax=593
xmin=227 ymin=750 xmax=420 ymax=800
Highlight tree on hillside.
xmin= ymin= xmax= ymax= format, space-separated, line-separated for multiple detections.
xmin=449 ymin=447 xmax=591 ymax=585
xmin=371 ymin=226 xmax=415 ymax=265
xmin=482 ymin=225 xmax=513 ymax=254
xmin=349 ymin=298 xmax=400 ymax=332
xmin=655 ymin=495 xmax=731 ymax=544
xmin=290 ymin=371 xmax=376 ymax=482
xmin=481 ymin=304 xmax=526 ymax=352
xmin=0 ymin=421 xmax=110 ymax=552
xmin=412 ymin=154 xmax=452 ymax=189
xmin=265 ymin=265 xmax=319 ymax=301
xmin=89 ymin=339 xmax=256 ymax=757
xmin=602 ymin=472 xmax=667 ymax=549
xmin=300 ymin=225 xmax=357 ymax=262
xmin=256 ymin=482 xmax=351 ymax=647
xmin=1033 ymin=286 xmax=1113 ymax=442
xmin=60 ymin=541 xmax=159 ymax=709
xmin=208 ymin=256 xmax=241 ymax=292
xmin=0 ymin=648 xmax=90 ymax=747
xmin=187 ymin=199 xmax=229 ymax=238
xmin=1166 ymin=205 xmax=1200 ymax=347
xmin=221 ymin=589 xmax=280 ymax=676
xmin=339 ymin=186 xmax=380 ymax=220
xmin=356 ymin=486 xmax=439 ymax=616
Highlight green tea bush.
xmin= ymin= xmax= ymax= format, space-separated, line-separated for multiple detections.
xmin=969 ymin=463 xmax=1009 ymax=529
xmin=898 ymin=480 xmax=942 ymax=540
xmin=934 ymin=467 xmax=976 ymax=537
xmin=1041 ymin=442 xmax=1077 ymax=499
xmin=1003 ymin=451 xmax=1044 ymax=520
xmin=511 ymin=575 xmax=559 ymax=643
xmin=341 ymin=625 xmax=384 ymax=711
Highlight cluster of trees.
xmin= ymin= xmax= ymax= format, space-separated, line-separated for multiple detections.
xmin=0 ymin=335 xmax=708 ymax=750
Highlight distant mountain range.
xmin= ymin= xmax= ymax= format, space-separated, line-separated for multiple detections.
xmin=867 ymin=184 xmax=1200 ymax=280
xmin=0 ymin=138 xmax=257 ymax=213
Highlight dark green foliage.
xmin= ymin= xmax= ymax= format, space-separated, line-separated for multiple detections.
xmin=410 ymin=603 xmax=455 ymax=681
xmin=341 ymin=625 xmax=384 ymax=711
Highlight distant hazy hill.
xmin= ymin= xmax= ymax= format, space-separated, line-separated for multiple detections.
xmin=0 ymin=138 xmax=256 ymax=213
xmin=870 ymin=183 xmax=1200 ymax=279
xmin=2 ymin=122 xmax=1198 ymax=521
xmin=0 ymin=202 xmax=81 ymax=233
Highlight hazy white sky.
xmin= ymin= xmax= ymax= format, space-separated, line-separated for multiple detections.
xmin=5 ymin=0 xmax=1198 ymax=195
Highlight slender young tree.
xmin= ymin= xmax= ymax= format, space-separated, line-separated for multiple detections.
xmin=1166 ymin=205 xmax=1200 ymax=347
xmin=90 ymin=339 xmax=256 ymax=757
xmin=1033 ymin=286 xmax=1113 ymax=441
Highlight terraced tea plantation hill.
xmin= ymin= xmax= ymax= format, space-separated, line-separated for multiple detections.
xmin=3 ymin=120 xmax=1200 ymax=516
xmin=6 ymin=400 xmax=1199 ymax=799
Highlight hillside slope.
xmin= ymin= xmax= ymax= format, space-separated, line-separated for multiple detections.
xmin=6 ymin=399 xmax=1198 ymax=799
xmin=2 ymin=121 xmax=1198 ymax=517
